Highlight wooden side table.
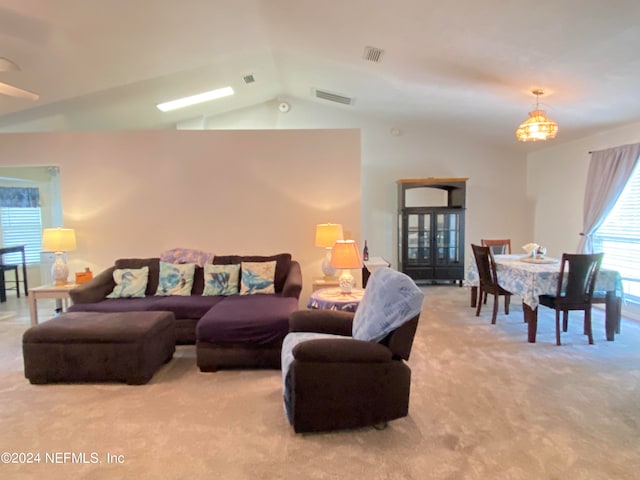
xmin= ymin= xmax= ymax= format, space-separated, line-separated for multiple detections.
xmin=311 ymin=277 xmax=340 ymax=292
xmin=307 ymin=287 xmax=365 ymax=312
xmin=28 ymin=284 xmax=77 ymax=326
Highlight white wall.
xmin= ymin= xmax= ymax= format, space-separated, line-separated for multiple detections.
xmin=0 ymin=129 xmax=361 ymax=302
xmin=527 ymin=120 xmax=640 ymax=257
xmin=0 ymin=97 xmax=535 ymax=304
xmin=195 ymin=98 xmax=532 ymax=270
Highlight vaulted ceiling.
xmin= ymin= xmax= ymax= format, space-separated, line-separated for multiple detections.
xmin=1 ymin=0 xmax=640 ymax=149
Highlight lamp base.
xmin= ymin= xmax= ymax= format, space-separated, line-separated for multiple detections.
xmin=51 ymin=252 xmax=69 ymax=286
xmin=321 ymin=248 xmax=337 ymax=278
xmin=338 ymin=270 xmax=355 ymax=293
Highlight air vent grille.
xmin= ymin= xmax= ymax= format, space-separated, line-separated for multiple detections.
xmin=243 ymin=74 xmax=255 ymax=84
xmin=314 ymin=89 xmax=353 ymax=105
xmin=363 ymin=46 xmax=384 ymax=63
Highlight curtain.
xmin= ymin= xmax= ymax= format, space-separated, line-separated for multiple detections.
xmin=0 ymin=187 xmax=40 ymax=208
xmin=578 ymin=143 xmax=640 ymax=253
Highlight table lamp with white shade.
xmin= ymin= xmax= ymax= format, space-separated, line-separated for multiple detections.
xmin=315 ymin=223 xmax=344 ymax=279
xmin=42 ymin=227 xmax=76 ymax=285
xmin=330 ymin=239 xmax=362 ymax=293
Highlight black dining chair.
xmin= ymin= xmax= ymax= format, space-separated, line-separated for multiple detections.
xmin=481 ymin=239 xmax=512 ymax=255
xmin=479 ymin=239 xmax=512 ymax=304
xmin=0 ymin=252 xmax=23 ymax=301
xmin=538 ymin=253 xmax=604 ymax=345
xmin=471 ymin=244 xmax=511 ymax=324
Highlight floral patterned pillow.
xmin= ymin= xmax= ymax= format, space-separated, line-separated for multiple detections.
xmin=202 ymin=264 xmax=240 ymax=296
xmin=240 ymin=261 xmax=276 ymax=295
xmin=107 ymin=267 xmax=149 ymax=298
xmin=155 ymin=262 xmax=196 ymax=296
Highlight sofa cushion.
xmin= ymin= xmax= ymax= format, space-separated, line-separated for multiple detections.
xmin=203 ymin=264 xmax=240 ymax=296
xmin=213 ymin=253 xmax=291 ymax=293
xmin=197 ymin=294 xmax=298 ymax=345
xmin=115 ymin=258 xmax=160 ymax=295
xmin=155 ymin=262 xmax=196 ymax=296
xmin=240 ymin=261 xmax=276 ymax=295
xmin=23 ymin=311 xmax=174 ymax=343
xmin=148 ymin=295 xmax=225 ymax=319
xmin=68 ymin=297 xmax=159 ymax=313
xmin=191 ymin=266 xmax=204 ymax=295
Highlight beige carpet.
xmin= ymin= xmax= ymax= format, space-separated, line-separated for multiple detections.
xmin=1 ymin=288 xmax=639 ymax=480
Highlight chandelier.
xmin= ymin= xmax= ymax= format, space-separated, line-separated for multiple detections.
xmin=515 ymin=89 xmax=558 ymax=142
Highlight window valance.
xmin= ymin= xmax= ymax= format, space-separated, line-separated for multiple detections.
xmin=0 ymin=187 xmax=40 ymax=208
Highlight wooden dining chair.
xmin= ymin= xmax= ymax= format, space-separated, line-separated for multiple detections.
xmin=0 ymin=251 xmax=24 ymax=300
xmin=471 ymin=244 xmax=511 ymax=324
xmin=538 ymin=253 xmax=604 ymax=345
xmin=479 ymin=239 xmax=511 ymax=304
xmin=481 ymin=239 xmax=512 ymax=255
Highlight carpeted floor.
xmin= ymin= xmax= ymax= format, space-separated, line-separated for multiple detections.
xmin=1 ymin=287 xmax=639 ymax=480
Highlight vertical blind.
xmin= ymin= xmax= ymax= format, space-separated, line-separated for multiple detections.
xmin=0 ymin=207 xmax=43 ymax=264
xmin=593 ymin=163 xmax=640 ymax=302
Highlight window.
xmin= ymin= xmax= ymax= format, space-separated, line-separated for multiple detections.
xmin=0 ymin=207 xmax=43 ymax=265
xmin=593 ymin=164 xmax=640 ymax=303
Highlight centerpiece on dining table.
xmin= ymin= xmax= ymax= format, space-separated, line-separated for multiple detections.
xmin=520 ymin=243 xmax=556 ymax=263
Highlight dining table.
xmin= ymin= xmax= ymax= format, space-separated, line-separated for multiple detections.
xmin=466 ymin=254 xmax=623 ymax=343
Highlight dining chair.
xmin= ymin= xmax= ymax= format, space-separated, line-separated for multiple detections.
xmin=481 ymin=239 xmax=512 ymax=255
xmin=471 ymin=244 xmax=511 ymax=324
xmin=0 ymin=253 xmax=23 ymax=300
xmin=479 ymin=239 xmax=512 ymax=304
xmin=538 ymin=253 xmax=604 ymax=345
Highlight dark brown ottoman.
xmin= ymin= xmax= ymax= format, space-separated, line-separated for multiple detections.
xmin=23 ymin=311 xmax=175 ymax=385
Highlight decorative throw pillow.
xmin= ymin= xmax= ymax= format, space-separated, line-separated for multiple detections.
xmin=155 ymin=262 xmax=196 ymax=296
xmin=202 ymin=264 xmax=240 ymax=296
xmin=107 ymin=266 xmax=149 ymax=298
xmin=240 ymin=261 xmax=276 ymax=295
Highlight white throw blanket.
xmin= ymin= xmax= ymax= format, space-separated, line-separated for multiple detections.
xmin=352 ymin=267 xmax=424 ymax=342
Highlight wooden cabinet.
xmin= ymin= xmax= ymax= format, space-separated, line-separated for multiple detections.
xmin=397 ymin=178 xmax=468 ymax=284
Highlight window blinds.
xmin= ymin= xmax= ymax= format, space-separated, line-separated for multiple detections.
xmin=593 ymin=164 xmax=640 ymax=302
xmin=0 ymin=207 xmax=43 ymax=264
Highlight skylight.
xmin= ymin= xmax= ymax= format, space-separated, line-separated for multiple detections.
xmin=156 ymin=86 xmax=234 ymax=112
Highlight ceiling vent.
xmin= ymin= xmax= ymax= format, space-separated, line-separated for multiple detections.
xmin=314 ymin=88 xmax=353 ymax=106
xmin=243 ymin=74 xmax=255 ymax=84
xmin=363 ymin=46 xmax=384 ymax=63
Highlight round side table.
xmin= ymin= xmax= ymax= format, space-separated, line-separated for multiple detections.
xmin=307 ymin=287 xmax=365 ymax=312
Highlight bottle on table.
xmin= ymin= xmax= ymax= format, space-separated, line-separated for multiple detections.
xmin=363 ymin=240 xmax=369 ymax=261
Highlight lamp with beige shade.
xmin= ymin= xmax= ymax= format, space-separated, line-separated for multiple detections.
xmin=315 ymin=223 xmax=343 ymax=279
xmin=330 ymin=239 xmax=363 ymax=293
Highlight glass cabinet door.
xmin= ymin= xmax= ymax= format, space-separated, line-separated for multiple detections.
xmin=406 ymin=213 xmax=432 ymax=265
xmin=397 ymin=179 xmax=466 ymax=283
xmin=435 ymin=212 xmax=461 ymax=265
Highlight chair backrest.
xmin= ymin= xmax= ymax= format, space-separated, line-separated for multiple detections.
xmin=471 ymin=244 xmax=499 ymax=289
xmin=352 ymin=267 xmax=424 ymax=357
xmin=481 ymin=239 xmax=511 ymax=255
xmin=380 ymin=315 xmax=419 ymax=361
xmin=556 ymin=253 xmax=604 ymax=302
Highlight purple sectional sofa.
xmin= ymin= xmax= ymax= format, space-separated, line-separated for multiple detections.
xmin=68 ymin=253 xmax=302 ymax=370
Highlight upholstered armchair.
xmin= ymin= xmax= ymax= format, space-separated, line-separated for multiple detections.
xmin=281 ymin=268 xmax=424 ymax=433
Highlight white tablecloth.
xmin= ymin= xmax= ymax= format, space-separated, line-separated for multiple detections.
xmin=466 ymin=254 xmax=622 ymax=310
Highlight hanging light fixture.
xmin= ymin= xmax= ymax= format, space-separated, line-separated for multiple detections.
xmin=515 ymin=89 xmax=558 ymax=142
